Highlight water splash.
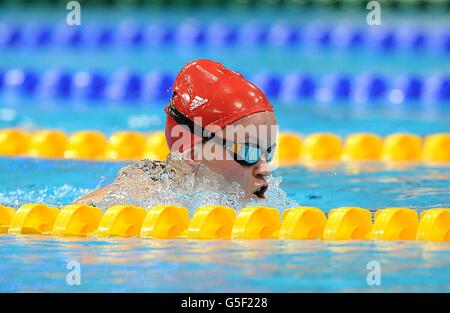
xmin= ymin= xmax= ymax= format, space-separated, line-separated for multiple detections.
xmin=248 ymin=175 xmax=299 ymax=211
xmin=94 ymin=153 xmax=298 ymax=214
xmin=0 ymin=154 xmax=297 ymax=213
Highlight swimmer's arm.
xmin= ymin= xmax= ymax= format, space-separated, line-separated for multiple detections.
xmin=75 ymin=184 xmax=116 ymax=206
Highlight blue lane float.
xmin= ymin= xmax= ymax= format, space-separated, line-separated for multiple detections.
xmin=1 ymin=68 xmax=449 ymax=104
xmin=0 ymin=21 xmax=449 ymax=53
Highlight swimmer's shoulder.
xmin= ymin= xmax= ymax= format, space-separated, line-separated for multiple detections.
xmin=113 ymin=150 xmax=197 ymax=183
xmin=115 ymin=159 xmax=168 ymax=182
xmin=132 ymin=159 xmax=167 ymax=172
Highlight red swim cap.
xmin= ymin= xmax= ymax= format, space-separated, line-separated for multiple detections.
xmin=165 ymin=59 xmax=273 ymax=152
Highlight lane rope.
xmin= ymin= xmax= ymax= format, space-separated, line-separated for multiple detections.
xmin=1 ymin=69 xmax=449 ymax=103
xmin=1 ymin=20 xmax=448 ymax=53
xmin=1 ymin=129 xmax=449 ymax=164
xmin=1 ymin=203 xmax=449 ymax=241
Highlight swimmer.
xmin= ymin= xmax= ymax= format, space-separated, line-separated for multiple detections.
xmin=76 ymin=59 xmax=278 ymax=208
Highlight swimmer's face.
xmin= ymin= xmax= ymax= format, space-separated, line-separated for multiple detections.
xmin=199 ymin=111 xmax=277 ymax=199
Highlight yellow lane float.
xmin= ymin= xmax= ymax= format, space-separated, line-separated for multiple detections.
xmin=382 ymin=133 xmax=422 ymax=162
xmin=370 ymin=208 xmax=419 ymax=240
xmin=8 ymin=203 xmax=59 ymax=235
xmin=0 ymin=205 xmax=16 ymax=233
xmin=301 ymin=133 xmax=342 ymax=162
xmin=273 ymin=133 xmax=302 ymax=166
xmin=231 ymin=206 xmax=280 ymax=239
xmin=144 ymin=131 xmax=170 ymax=161
xmin=0 ymin=129 xmax=30 ymax=156
xmin=141 ymin=205 xmax=189 ymax=239
xmin=422 ymin=134 xmax=450 ymax=162
xmin=64 ymin=131 xmax=108 ymax=160
xmin=183 ymin=205 xmax=236 ymax=239
xmin=0 ymin=129 xmax=449 ymax=165
xmin=416 ymin=208 xmax=450 ymax=242
xmin=1 ymin=204 xmax=449 ymax=242
xmin=323 ymin=207 xmax=372 ymax=240
xmin=53 ymin=204 xmax=103 ymax=237
xmin=342 ymin=133 xmax=382 ymax=161
xmin=279 ymin=206 xmax=327 ymax=239
xmin=29 ymin=130 xmax=68 ymax=158
xmin=95 ymin=205 xmax=146 ymax=237
xmin=106 ymin=132 xmax=147 ymax=161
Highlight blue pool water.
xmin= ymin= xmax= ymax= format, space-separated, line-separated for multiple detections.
xmin=1 ymin=236 xmax=450 ymax=292
xmin=1 ymin=5 xmax=450 ymax=292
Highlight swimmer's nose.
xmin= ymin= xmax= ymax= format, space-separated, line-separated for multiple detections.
xmin=253 ymin=157 xmax=271 ymax=179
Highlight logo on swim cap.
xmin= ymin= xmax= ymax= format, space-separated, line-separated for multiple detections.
xmin=190 ymin=96 xmax=209 ymax=111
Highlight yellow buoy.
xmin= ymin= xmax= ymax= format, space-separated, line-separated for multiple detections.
xmin=53 ymin=204 xmax=103 ymax=237
xmin=323 ymin=207 xmax=372 ymax=240
xmin=95 ymin=205 xmax=146 ymax=237
xmin=382 ymin=133 xmax=422 ymax=162
xmin=141 ymin=205 xmax=189 ymax=239
xmin=370 ymin=208 xmax=418 ymax=240
xmin=279 ymin=206 xmax=327 ymax=239
xmin=302 ymin=133 xmax=342 ymax=162
xmin=422 ymin=133 xmax=450 ymax=162
xmin=417 ymin=208 xmax=450 ymax=242
xmin=342 ymin=133 xmax=382 ymax=161
xmin=0 ymin=129 xmax=30 ymax=156
xmin=8 ymin=203 xmax=59 ymax=235
xmin=231 ymin=206 xmax=280 ymax=239
xmin=0 ymin=205 xmax=15 ymax=233
xmin=106 ymin=131 xmax=146 ymax=160
xmin=65 ymin=131 xmax=108 ymax=160
xmin=273 ymin=133 xmax=302 ymax=166
xmin=143 ymin=131 xmax=170 ymax=161
xmin=28 ymin=130 xmax=68 ymax=158
xmin=183 ymin=205 xmax=236 ymax=239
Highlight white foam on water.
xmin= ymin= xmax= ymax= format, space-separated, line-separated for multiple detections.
xmin=95 ymin=153 xmax=298 ymax=213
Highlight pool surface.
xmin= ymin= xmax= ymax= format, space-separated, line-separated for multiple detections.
xmin=2 ymin=236 xmax=450 ymax=292
xmin=1 ymin=149 xmax=450 ymax=292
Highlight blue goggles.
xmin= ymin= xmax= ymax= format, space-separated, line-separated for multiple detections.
xmin=224 ymin=140 xmax=276 ymax=167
